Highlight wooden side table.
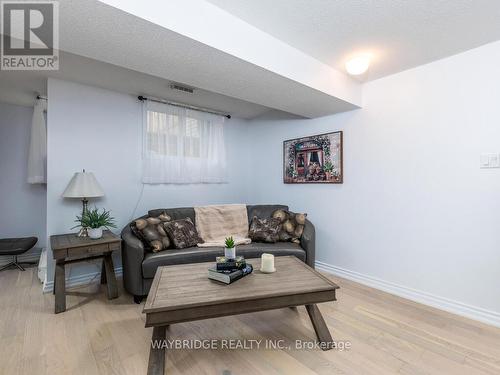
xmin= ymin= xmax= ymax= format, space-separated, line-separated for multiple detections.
xmin=50 ymin=230 xmax=121 ymax=314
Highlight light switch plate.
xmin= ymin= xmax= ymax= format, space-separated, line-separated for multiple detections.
xmin=480 ymin=153 xmax=500 ymax=168
xmin=480 ymin=154 xmax=490 ymax=167
xmin=490 ymin=154 xmax=500 ymax=168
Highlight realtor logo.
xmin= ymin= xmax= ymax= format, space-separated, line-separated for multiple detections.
xmin=1 ymin=0 xmax=59 ymax=70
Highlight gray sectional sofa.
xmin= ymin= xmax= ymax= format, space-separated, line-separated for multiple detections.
xmin=121 ymin=204 xmax=315 ymax=303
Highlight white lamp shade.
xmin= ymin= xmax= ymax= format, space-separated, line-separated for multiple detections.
xmin=62 ymin=171 xmax=105 ymax=198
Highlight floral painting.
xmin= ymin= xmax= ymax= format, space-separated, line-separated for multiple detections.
xmin=283 ymin=131 xmax=343 ymax=184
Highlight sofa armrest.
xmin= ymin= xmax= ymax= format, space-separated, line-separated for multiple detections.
xmin=300 ymin=219 xmax=315 ymax=268
xmin=121 ymin=225 xmax=146 ymax=296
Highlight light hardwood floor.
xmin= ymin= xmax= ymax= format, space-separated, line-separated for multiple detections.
xmin=1 ymin=266 xmax=499 ymax=375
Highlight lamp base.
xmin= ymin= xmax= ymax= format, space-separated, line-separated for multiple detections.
xmin=77 ymin=198 xmax=89 ymax=237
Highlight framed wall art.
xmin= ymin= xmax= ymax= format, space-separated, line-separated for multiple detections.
xmin=283 ymin=131 xmax=343 ymax=184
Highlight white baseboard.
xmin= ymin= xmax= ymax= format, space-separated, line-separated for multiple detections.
xmin=315 ymin=260 xmax=500 ymax=328
xmin=42 ymin=266 xmax=123 ymax=293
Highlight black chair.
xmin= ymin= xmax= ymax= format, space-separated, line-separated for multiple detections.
xmin=0 ymin=237 xmax=38 ymax=271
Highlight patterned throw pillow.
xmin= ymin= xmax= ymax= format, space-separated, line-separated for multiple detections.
xmin=130 ymin=212 xmax=172 ymax=253
xmin=272 ymin=209 xmax=307 ymax=243
xmin=163 ymin=218 xmax=203 ymax=249
xmin=248 ymin=216 xmax=281 ymax=243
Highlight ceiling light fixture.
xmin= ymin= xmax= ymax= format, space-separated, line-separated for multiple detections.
xmin=345 ymin=55 xmax=371 ymax=76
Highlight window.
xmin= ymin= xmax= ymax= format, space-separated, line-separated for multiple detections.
xmin=142 ymin=101 xmax=226 ymax=184
xmin=184 ymin=117 xmax=201 ymax=157
xmin=146 ymin=111 xmax=179 ymax=156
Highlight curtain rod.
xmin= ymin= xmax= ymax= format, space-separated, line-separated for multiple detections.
xmin=34 ymin=94 xmax=230 ymax=119
xmin=138 ymin=95 xmax=231 ymax=119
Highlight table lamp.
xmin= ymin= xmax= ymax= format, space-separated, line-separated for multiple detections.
xmin=62 ymin=169 xmax=104 ymax=237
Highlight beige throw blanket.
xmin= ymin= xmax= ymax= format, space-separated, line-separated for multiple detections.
xmin=195 ymin=204 xmax=251 ymax=247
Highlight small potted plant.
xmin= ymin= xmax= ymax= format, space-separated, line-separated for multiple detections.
xmin=74 ymin=207 xmax=116 ymax=239
xmin=323 ymin=161 xmax=334 ymax=180
xmin=224 ymin=236 xmax=236 ymax=259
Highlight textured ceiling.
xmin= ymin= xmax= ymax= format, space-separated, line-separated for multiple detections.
xmin=1 ymin=0 xmax=362 ymax=118
xmin=0 ymin=52 xmax=272 ymax=119
xmin=207 ymin=0 xmax=500 ymax=80
xmin=5 ymin=1 xmax=495 ymax=116
xmin=52 ymin=0 xmax=359 ymax=118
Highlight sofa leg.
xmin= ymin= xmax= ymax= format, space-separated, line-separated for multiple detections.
xmin=133 ymin=295 xmax=144 ymax=304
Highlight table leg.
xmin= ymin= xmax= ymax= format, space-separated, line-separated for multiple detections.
xmin=100 ymin=258 xmax=107 ymax=284
xmin=148 ymin=326 xmax=168 ymax=375
xmin=103 ymin=253 xmax=118 ymax=299
xmin=305 ymin=304 xmax=333 ymax=350
xmin=54 ymin=261 xmax=66 ymax=314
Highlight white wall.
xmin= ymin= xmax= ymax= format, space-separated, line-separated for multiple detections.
xmin=44 ymin=41 xmax=500 ymax=326
xmin=46 ymin=78 xmax=250 ymax=284
xmin=246 ymin=41 xmax=500 ymax=325
xmin=0 ymin=102 xmax=47 ymax=261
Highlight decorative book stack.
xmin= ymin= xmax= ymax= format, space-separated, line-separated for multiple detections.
xmin=208 ymin=256 xmax=253 ymax=284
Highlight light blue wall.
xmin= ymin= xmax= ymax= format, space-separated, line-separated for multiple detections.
xmin=46 ymin=78 xmax=250 ymax=283
xmin=245 ymin=41 xmax=500 ymax=317
xmin=44 ymin=41 xmax=500 ymax=323
xmin=0 ymin=102 xmax=47 ymax=255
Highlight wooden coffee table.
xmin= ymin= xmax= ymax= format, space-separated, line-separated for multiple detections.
xmin=143 ymin=256 xmax=339 ymax=375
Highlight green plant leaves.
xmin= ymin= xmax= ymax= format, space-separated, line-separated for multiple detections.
xmin=224 ymin=236 xmax=235 ymax=248
xmin=72 ymin=207 xmax=117 ymax=229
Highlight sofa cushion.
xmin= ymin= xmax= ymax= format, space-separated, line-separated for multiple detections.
xmin=150 ymin=205 xmax=288 ymax=225
xmin=142 ymin=247 xmax=225 ymax=278
xmin=130 ymin=214 xmax=172 ymax=253
xmin=246 ymin=205 xmax=288 ymax=222
xmin=237 ymin=242 xmax=306 ymax=262
xmin=272 ymin=209 xmax=307 ymax=243
xmin=149 ymin=207 xmax=196 ymax=223
xmin=248 ymin=216 xmax=281 ymax=243
xmin=163 ymin=218 xmax=203 ymax=249
xmin=141 ymin=242 xmax=306 ymax=278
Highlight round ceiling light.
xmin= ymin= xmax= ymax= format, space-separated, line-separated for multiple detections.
xmin=345 ymin=55 xmax=371 ymax=76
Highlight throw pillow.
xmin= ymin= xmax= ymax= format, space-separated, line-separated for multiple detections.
xmin=248 ymin=216 xmax=281 ymax=243
xmin=163 ymin=218 xmax=203 ymax=249
xmin=130 ymin=212 xmax=172 ymax=253
xmin=272 ymin=209 xmax=307 ymax=243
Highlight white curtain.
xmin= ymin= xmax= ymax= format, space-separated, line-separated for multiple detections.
xmin=27 ymin=99 xmax=47 ymax=184
xmin=142 ymin=101 xmax=227 ymax=184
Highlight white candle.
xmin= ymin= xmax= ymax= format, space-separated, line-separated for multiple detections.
xmin=260 ymin=253 xmax=275 ymax=273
